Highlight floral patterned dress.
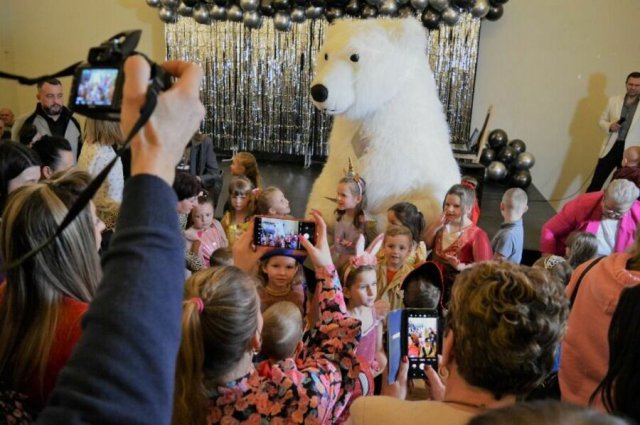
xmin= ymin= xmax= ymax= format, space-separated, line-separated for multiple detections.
xmin=207 ymin=266 xmax=374 ymax=424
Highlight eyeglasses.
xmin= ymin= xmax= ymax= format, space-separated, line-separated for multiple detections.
xmin=602 ymin=201 xmax=629 ymax=219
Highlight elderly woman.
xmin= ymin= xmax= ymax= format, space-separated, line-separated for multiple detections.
xmin=348 ymin=261 xmax=569 ymax=425
xmin=540 ymin=179 xmax=640 ymax=257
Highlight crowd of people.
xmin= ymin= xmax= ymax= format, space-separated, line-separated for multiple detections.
xmin=0 ymin=60 xmax=639 ymax=425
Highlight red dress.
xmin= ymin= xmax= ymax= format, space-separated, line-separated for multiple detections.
xmin=432 ymin=224 xmax=492 ymax=304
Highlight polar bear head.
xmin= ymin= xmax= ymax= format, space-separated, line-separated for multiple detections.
xmin=310 ymin=18 xmax=430 ymax=120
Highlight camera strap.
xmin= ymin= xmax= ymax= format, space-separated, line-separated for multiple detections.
xmin=2 ymin=69 xmax=164 ymax=271
xmin=0 ymin=63 xmax=81 ymax=85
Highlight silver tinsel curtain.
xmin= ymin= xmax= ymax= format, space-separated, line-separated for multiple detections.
xmin=165 ymin=15 xmax=481 ymax=161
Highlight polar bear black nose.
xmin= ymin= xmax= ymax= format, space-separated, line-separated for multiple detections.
xmin=311 ymin=84 xmax=329 ymax=102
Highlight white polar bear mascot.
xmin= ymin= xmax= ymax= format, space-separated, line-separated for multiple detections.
xmin=306 ymin=18 xmax=461 ymax=232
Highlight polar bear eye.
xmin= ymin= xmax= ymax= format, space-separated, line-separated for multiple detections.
xmin=350 ymin=54 xmax=359 ymax=63
xmin=324 ymin=53 xmax=329 ymax=61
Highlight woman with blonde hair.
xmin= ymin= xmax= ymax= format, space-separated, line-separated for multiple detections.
xmin=78 ymin=118 xmax=124 ymax=231
xmin=0 ymin=169 xmax=104 ymax=411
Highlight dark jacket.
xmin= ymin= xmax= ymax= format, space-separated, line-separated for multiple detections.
xmin=189 ymin=135 xmax=223 ymax=203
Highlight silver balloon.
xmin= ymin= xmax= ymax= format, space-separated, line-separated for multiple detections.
xmin=487 ymin=161 xmax=508 ymax=181
xmin=441 ymin=6 xmax=459 ymax=25
xmin=428 ymin=0 xmax=448 ymax=12
xmin=211 ymin=5 xmax=227 ymax=19
xmin=193 ymin=3 xmax=211 ymax=23
xmin=365 ymin=0 xmax=382 ymax=7
xmin=305 ymin=6 xmax=324 ymax=18
xmin=514 ymin=152 xmax=536 ymax=170
xmin=291 ymin=7 xmax=306 ymax=22
xmin=379 ymin=0 xmax=398 ymax=15
xmin=177 ymin=2 xmax=193 ymax=16
xmin=227 ymin=5 xmax=244 ymax=21
xmin=470 ymin=0 xmax=489 ymax=17
xmin=274 ymin=11 xmax=292 ymax=31
xmin=145 ymin=0 xmax=161 ymax=7
xmin=241 ymin=0 xmax=260 ymax=11
xmin=410 ymin=0 xmax=429 ymax=11
xmin=243 ymin=10 xmax=263 ymax=28
xmin=158 ymin=6 xmax=178 ymax=22
xmin=160 ymin=0 xmax=180 ymax=8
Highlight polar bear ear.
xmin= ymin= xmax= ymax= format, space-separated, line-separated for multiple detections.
xmin=384 ymin=18 xmax=428 ymax=52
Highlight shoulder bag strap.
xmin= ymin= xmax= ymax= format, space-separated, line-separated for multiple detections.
xmin=570 ymin=255 xmax=606 ymax=308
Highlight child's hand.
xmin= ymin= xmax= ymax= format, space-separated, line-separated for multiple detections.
xmin=444 ymin=254 xmax=463 ymax=271
xmin=381 ymin=355 xmax=409 ymax=400
xmin=374 ymin=299 xmax=390 ymax=319
xmin=299 ymin=210 xmax=332 ymax=268
xmin=184 ymin=228 xmax=198 ymax=242
xmin=340 ymin=239 xmax=354 ymax=248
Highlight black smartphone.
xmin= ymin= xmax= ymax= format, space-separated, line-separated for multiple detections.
xmin=253 ymin=216 xmax=316 ymax=250
xmin=618 ymin=117 xmax=626 ymax=124
xmin=404 ymin=309 xmax=441 ymax=379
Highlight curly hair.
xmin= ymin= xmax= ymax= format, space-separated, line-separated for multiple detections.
xmin=447 ymin=262 xmax=569 ymax=399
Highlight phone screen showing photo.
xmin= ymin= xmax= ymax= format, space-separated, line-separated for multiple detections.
xmin=254 ymin=216 xmax=316 ymax=250
xmin=406 ymin=310 xmax=439 ymax=378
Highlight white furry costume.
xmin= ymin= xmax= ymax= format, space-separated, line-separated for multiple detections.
xmin=306 ymin=18 xmax=461 ymax=231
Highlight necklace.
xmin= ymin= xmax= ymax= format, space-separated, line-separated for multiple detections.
xmin=443 ymin=399 xmax=487 ymax=411
xmin=264 ymin=284 xmax=291 ymax=297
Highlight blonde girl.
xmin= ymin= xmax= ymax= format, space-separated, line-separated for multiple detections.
xmin=221 ymin=176 xmax=255 ymax=246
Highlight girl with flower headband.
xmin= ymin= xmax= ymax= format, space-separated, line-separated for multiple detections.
xmin=343 ymin=235 xmax=387 ymax=378
xmin=332 ymin=159 xmax=371 ymax=269
xmin=221 ymin=175 xmax=255 ymax=247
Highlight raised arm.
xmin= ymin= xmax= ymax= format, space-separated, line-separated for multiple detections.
xmin=36 ymin=56 xmax=204 ymax=424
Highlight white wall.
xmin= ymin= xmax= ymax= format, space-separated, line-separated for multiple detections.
xmin=0 ymin=0 xmax=165 ymax=118
xmin=471 ymin=0 xmax=640 ymax=209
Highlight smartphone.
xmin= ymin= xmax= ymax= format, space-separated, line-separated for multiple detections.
xmin=253 ymin=216 xmax=316 ymax=250
xmin=404 ymin=309 xmax=440 ymax=379
xmin=618 ymin=117 xmax=626 ymax=124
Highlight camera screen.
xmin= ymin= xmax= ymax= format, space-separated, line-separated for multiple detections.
xmin=407 ymin=313 xmax=438 ymax=374
xmin=74 ymin=68 xmax=119 ymax=107
xmin=254 ymin=217 xmax=315 ymax=250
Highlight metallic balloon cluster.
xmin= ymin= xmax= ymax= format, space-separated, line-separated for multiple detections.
xmin=165 ymin=15 xmax=480 ymax=159
xmin=146 ymin=0 xmax=508 ymax=31
xmin=480 ymin=129 xmax=536 ymax=189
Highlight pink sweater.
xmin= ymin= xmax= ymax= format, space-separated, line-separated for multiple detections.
xmin=540 ymin=191 xmax=640 ymax=255
xmin=559 ymin=253 xmax=640 ymax=409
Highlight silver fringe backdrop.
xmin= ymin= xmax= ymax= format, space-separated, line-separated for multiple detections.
xmin=165 ymin=14 xmax=481 ymax=160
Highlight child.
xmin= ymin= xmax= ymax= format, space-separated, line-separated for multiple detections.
xmin=256 ymin=186 xmax=291 ymax=216
xmin=332 ymin=162 xmax=368 ymax=269
xmin=230 ymin=151 xmax=261 ymax=189
xmin=491 ymin=187 xmax=528 ymax=263
xmin=426 ymin=184 xmax=492 ymax=304
xmin=343 ymin=242 xmax=386 ymax=378
xmin=401 ymin=261 xmax=443 ymax=312
xmin=186 ymin=194 xmax=228 ymax=266
xmin=533 ymin=255 xmax=573 ymax=287
xmin=386 ymin=202 xmax=427 ymax=266
xmin=256 ymin=301 xmax=304 ymax=379
xmin=209 ymin=247 xmax=233 ymax=268
xmin=612 ymin=146 xmax=640 ymax=191
xmin=221 ymin=176 xmax=255 ymax=246
xmin=257 ymin=249 xmax=306 ymax=316
xmin=376 ymin=224 xmax=415 ymax=313
xmin=565 ymin=231 xmax=598 ymax=269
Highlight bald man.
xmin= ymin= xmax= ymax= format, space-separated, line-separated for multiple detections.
xmin=612 ymin=146 xmax=640 ymax=192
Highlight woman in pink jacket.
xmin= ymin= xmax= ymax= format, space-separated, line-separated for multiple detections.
xmin=540 ymin=179 xmax=640 ymax=256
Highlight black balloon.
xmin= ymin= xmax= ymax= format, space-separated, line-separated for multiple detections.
xmin=488 ymin=129 xmax=508 ymax=151
xmin=498 ymin=146 xmax=517 ymax=164
xmin=452 ymin=0 xmax=472 ymax=9
xmin=489 ymin=0 xmax=508 ymax=5
xmin=510 ymin=170 xmax=531 ymax=189
xmin=361 ymin=4 xmax=378 ymax=17
xmin=487 ymin=161 xmax=508 ymax=182
xmin=310 ymin=0 xmax=326 ymax=7
xmin=486 ymin=4 xmax=503 ymax=20
xmin=214 ymin=0 xmax=228 ymax=6
xmin=260 ymin=0 xmax=275 ymax=15
xmin=421 ymin=8 xmax=440 ymax=30
xmin=325 ymin=7 xmax=343 ymax=21
xmin=273 ymin=0 xmax=290 ymax=10
xmin=345 ymin=0 xmax=362 ymax=15
xmin=508 ymin=139 xmax=526 ymax=154
xmin=479 ymin=148 xmax=495 ymax=166
xmin=398 ymin=6 xmax=414 ymax=17
xmin=182 ymin=0 xmax=198 ymax=5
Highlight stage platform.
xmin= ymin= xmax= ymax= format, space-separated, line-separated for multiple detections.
xmin=216 ymin=159 xmax=557 ymax=265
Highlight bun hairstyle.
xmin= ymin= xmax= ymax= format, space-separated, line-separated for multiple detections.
xmin=388 ymin=202 xmax=425 ymax=244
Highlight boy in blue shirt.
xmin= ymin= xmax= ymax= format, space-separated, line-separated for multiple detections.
xmin=491 ymin=188 xmax=528 ymax=263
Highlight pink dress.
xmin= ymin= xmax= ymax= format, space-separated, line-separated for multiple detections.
xmin=189 ymin=219 xmax=228 ymax=265
xmin=355 ymin=308 xmax=380 ymax=373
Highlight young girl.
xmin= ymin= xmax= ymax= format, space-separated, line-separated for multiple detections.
xmin=343 ymin=240 xmax=386 ymax=378
xmin=221 ymin=176 xmax=255 ymax=247
xmin=255 ymin=186 xmax=291 ymax=216
xmin=186 ymin=195 xmax=228 ymax=266
xmin=387 ymin=202 xmax=428 ymax=266
xmin=230 ymin=151 xmax=261 ymax=189
xmin=565 ymin=231 xmax=598 ymax=269
xmin=376 ymin=224 xmax=416 ymax=313
xmin=426 ymin=183 xmax=492 ymax=304
xmin=333 ymin=163 xmax=368 ymax=268
xmin=257 ymin=249 xmax=306 ymax=316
